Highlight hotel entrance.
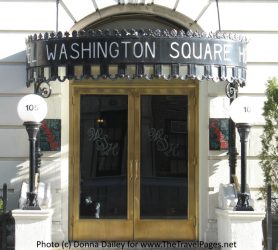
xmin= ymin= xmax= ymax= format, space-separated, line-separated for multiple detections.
xmin=69 ymin=81 xmax=198 ymax=241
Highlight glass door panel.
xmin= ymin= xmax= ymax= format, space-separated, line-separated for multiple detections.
xmin=71 ymin=87 xmax=134 ymax=241
xmin=134 ymin=89 xmax=197 ymax=241
xmin=80 ymin=95 xmax=128 ymax=219
xmin=140 ymin=95 xmax=188 ymax=219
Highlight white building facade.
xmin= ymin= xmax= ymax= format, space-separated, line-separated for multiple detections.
xmin=0 ymin=0 xmax=276 ymax=245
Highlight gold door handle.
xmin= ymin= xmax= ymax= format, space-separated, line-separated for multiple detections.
xmin=135 ymin=160 xmax=139 ymax=181
xmin=129 ymin=160 xmax=133 ymax=182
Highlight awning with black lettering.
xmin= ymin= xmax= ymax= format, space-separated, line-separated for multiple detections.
xmin=26 ymin=29 xmax=247 ymax=96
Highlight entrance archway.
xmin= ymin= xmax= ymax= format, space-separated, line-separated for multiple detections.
xmin=70 ymin=4 xmax=203 ymax=32
xmin=68 ymin=6 xmax=201 ymax=241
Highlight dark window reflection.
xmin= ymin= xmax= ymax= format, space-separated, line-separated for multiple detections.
xmin=79 ymin=95 xmax=128 ymax=219
xmin=140 ymin=95 xmax=188 ymax=219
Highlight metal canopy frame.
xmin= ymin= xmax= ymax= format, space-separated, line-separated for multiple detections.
xmin=26 ymin=29 xmax=247 ymax=98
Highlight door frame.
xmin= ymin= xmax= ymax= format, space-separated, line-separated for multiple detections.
xmin=133 ymin=86 xmax=198 ymax=240
xmin=70 ymin=86 xmax=134 ymax=240
xmin=69 ymin=80 xmax=199 ymax=241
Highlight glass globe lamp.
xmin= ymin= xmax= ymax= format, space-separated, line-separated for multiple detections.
xmin=17 ymin=94 xmax=47 ymax=209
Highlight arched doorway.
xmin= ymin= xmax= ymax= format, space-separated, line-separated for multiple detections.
xmin=68 ymin=5 xmax=201 ymax=241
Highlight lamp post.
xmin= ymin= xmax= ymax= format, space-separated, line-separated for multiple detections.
xmin=17 ymin=94 xmax=47 ymax=210
xmin=229 ymin=96 xmax=255 ymax=211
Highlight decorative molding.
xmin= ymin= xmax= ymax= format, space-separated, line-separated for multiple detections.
xmin=27 ymin=29 xmax=247 ymax=41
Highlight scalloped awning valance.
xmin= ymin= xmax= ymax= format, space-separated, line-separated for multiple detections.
xmin=26 ymin=29 xmax=247 ymax=88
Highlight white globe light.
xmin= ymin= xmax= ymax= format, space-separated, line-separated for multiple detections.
xmin=229 ymin=96 xmax=256 ymax=124
xmin=17 ymin=94 xmax=48 ymax=122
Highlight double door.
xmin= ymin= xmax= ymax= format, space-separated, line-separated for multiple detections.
xmin=70 ymin=82 xmax=198 ymax=241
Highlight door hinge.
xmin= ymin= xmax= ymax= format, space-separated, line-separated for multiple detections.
xmin=193 ymin=216 xmax=196 ymax=227
xmin=190 ymin=216 xmax=196 ymax=227
xmin=72 ymin=95 xmax=75 ymax=105
xmin=193 ymin=96 xmax=197 ymax=106
xmin=193 ymin=155 xmax=197 ymax=167
xmin=71 ymin=215 xmax=74 ymax=226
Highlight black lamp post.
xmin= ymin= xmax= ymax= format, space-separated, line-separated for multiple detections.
xmin=229 ymin=96 xmax=255 ymax=211
xmin=17 ymin=94 xmax=47 ymax=210
xmin=235 ymin=123 xmax=254 ymax=211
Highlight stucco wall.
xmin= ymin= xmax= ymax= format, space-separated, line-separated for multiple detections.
xmin=199 ymin=0 xmax=278 ymax=242
xmin=0 ymin=0 xmax=277 ymax=242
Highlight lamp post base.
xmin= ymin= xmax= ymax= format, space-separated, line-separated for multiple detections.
xmin=23 ymin=192 xmax=41 ymax=210
xmin=234 ymin=193 xmax=254 ymax=211
xmin=216 ymin=209 xmax=265 ymax=250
